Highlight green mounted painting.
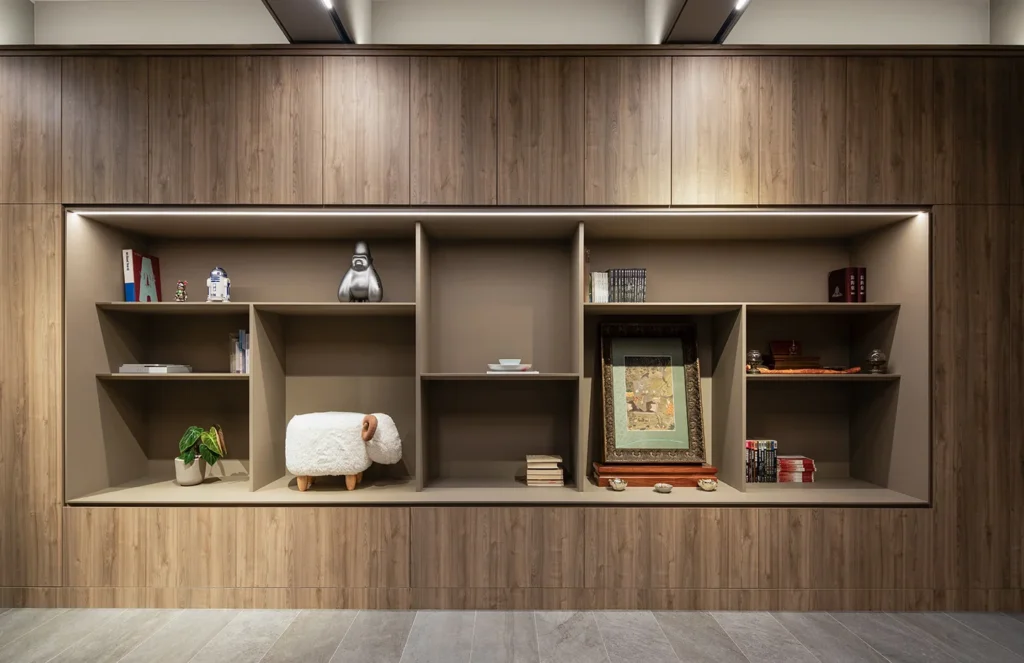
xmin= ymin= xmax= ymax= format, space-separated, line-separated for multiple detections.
xmin=601 ymin=323 xmax=706 ymax=464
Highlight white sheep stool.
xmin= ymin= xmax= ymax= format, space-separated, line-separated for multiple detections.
xmin=285 ymin=412 xmax=402 ymax=491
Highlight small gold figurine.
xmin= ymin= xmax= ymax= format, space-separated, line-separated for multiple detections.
xmin=174 ymin=280 xmax=188 ymax=302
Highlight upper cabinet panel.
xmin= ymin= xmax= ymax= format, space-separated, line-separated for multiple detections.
xmin=150 ymin=56 xmax=321 ymax=205
xmin=672 ymin=57 xmax=758 ymax=205
xmin=62 ymin=57 xmax=149 ymax=205
xmin=244 ymin=56 xmax=323 ymax=205
xmin=149 ymin=57 xmax=255 ymax=204
xmin=497 ymin=57 xmax=584 ymax=205
xmin=847 ymin=57 xmax=944 ymax=205
xmin=324 ymin=56 xmax=410 ymax=205
xmin=759 ymin=57 xmax=847 ymax=205
xmin=411 ymin=57 xmax=496 ymax=205
xmin=584 ymin=57 xmax=671 ymax=206
xmin=934 ymin=57 xmax=1024 ymax=205
xmin=0 ymin=58 xmax=60 ymax=204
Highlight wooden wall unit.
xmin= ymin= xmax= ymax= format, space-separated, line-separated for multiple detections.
xmin=759 ymin=57 xmax=847 ymax=205
xmin=584 ymin=57 xmax=672 ymax=205
xmin=0 ymin=58 xmax=60 ymax=204
xmin=411 ymin=57 xmax=497 ymax=205
xmin=324 ymin=56 xmax=409 ymax=205
xmin=1 ymin=49 xmax=1024 ymax=611
xmin=0 ymin=205 xmax=63 ymax=588
xmin=61 ymin=57 xmax=149 ymax=205
xmin=672 ymin=57 xmax=759 ymax=204
xmin=496 ymin=57 xmax=584 ymax=205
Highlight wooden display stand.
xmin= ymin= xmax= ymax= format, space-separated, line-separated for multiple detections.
xmin=593 ymin=463 xmax=719 ymax=488
xmin=62 ymin=207 xmax=931 ymax=506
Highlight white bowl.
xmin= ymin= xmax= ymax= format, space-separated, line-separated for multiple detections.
xmin=498 ymin=358 xmax=522 ymax=366
xmin=653 ymin=482 xmax=673 ymax=494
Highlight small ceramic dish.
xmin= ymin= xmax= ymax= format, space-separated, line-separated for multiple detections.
xmin=654 ymin=482 xmax=673 ymax=493
xmin=608 ymin=478 xmax=628 ymax=491
xmin=498 ymin=358 xmax=522 ymax=366
xmin=487 ymin=363 xmax=533 ymax=371
xmin=697 ymin=478 xmax=719 ymax=492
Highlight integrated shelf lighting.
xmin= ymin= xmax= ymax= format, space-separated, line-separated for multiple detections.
xmin=70 ymin=208 xmax=927 ymax=218
xmin=321 ymin=0 xmax=333 ymax=8
xmin=736 ymin=0 xmax=751 ymax=10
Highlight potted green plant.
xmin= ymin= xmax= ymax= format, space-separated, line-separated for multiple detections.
xmin=175 ymin=425 xmax=225 ymax=486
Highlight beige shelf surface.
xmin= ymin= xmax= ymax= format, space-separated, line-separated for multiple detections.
xmin=746 ymin=373 xmax=901 ymax=382
xmin=420 ymin=373 xmax=579 ymax=381
xmin=97 ymin=372 xmax=249 ymax=381
xmin=583 ymin=303 xmax=742 ymax=315
xmin=65 ymin=473 xmax=924 ymax=506
xmin=746 ymin=302 xmax=901 ymax=313
xmin=97 ymin=302 xmax=251 ymax=314
xmin=254 ymin=302 xmax=416 ymax=316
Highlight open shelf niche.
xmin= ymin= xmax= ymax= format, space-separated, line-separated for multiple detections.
xmin=65 ymin=207 xmax=929 ymax=505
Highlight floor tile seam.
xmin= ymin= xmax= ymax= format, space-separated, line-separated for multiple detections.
xmin=111 ymin=608 xmax=184 ymax=663
xmin=253 ymin=609 xmax=301 ymax=663
xmin=824 ymin=612 xmax=895 ymax=663
xmin=183 ymin=609 xmax=244 ymax=663
xmin=943 ymin=612 xmax=1024 ymax=661
xmin=767 ymin=612 xmax=823 ymax=663
xmin=0 ymin=608 xmax=69 ymax=656
xmin=325 ymin=609 xmax=360 ymax=663
xmin=396 ymin=609 xmax=419 ymax=663
xmin=41 ymin=609 xmax=126 ymax=663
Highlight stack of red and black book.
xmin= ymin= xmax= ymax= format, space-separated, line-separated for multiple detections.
xmin=777 ymin=455 xmax=816 ymax=483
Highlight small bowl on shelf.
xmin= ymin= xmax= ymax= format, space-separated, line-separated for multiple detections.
xmin=654 ymin=482 xmax=673 ymax=494
xmin=608 ymin=478 xmax=627 ymax=491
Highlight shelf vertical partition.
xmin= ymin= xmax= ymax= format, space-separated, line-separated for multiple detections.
xmin=414 ymin=222 xmax=429 ymax=491
xmin=572 ymin=221 xmax=586 ymax=490
xmin=714 ymin=305 xmax=747 ymax=491
xmin=250 ymin=304 xmax=285 ymax=491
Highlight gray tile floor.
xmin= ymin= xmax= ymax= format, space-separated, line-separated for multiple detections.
xmin=0 ymin=609 xmax=1021 ymax=663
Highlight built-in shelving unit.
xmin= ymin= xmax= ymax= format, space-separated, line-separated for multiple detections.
xmin=64 ymin=207 xmax=930 ymax=506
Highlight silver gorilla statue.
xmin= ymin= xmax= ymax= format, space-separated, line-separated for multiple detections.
xmin=338 ymin=241 xmax=384 ymax=302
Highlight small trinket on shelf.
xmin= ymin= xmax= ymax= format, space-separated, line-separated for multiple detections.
xmin=867 ymin=349 xmax=888 ymax=374
xmin=697 ymin=478 xmax=719 ymax=492
xmin=207 ymin=266 xmax=231 ymax=302
xmin=746 ymin=349 xmax=763 ymax=374
xmin=174 ymin=280 xmax=188 ymax=302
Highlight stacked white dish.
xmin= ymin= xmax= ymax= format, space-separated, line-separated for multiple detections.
xmin=486 ymin=359 xmax=538 ymax=375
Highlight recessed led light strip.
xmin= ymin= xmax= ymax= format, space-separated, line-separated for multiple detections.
xmin=70 ymin=208 xmax=927 ymax=218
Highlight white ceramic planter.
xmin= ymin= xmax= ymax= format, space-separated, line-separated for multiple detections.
xmin=174 ymin=457 xmax=207 ymax=486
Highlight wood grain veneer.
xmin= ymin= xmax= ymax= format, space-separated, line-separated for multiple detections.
xmin=324 ymin=57 xmax=409 ymax=205
xmin=497 ymin=57 xmax=584 ymax=205
xmin=411 ymin=57 xmax=496 ymax=205
xmin=0 ymin=205 xmax=62 ymax=587
xmin=0 ymin=58 xmax=60 ymax=203
xmin=672 ymin=57 xmax=758 ymax=204
xmin=61 ymin=57 xmax=149 ymax=204
xmin=759 ymin=57 xmax=847 ymax=205
xmin=584 ymin=57 xmax=672 ymax=205
xmin=847 ymin=57 xmax=945 ymax=204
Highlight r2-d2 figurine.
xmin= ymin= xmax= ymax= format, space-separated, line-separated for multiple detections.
xmin=206 ymin=266 xmax=231 ymax=302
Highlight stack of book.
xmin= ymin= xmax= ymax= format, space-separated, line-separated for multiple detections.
xmin=589 ymin=268 xmax=647 ymax=303
xmin=768 ymin=340 xmax=822 ymax=370
xmin=526 ymin=455 xmax=564 ymax=487
xmin=778 ymin=455 xmax=816 ymax=483
xmin=746 ymin=439 xmax=778 ymax=483
xmin=229 ymin=330 xmax=250 ymax=374
xmin=828 ymin=267 xmax=867 ymax=302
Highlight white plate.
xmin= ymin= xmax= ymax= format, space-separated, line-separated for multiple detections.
xmin=487 ymin=363 xmax=532 ymax=371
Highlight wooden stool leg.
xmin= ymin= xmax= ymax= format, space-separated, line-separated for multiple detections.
xmin=356 ymin=471 xmax=363 ymax=485
xmin=297 ymin=476 xmax=311 ymax=492
xmin=345 ymin=474 xmax=357 ymax=490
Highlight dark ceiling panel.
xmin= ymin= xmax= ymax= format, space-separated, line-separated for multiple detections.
xmin=262 ymin=0 xmax=350 ymax=44
xmin=664 ymin=0 xmax=740 ymax=44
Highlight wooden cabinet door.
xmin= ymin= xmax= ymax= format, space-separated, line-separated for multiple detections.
xmin=672 ymin=57 xmax=758 ymax=205
xmin=584 ymin=57 xmax=672 ymax=205
xmin=497 ymin=57 xmax=584 ymax=205
xmin=847 ymin=58 xmax=943 ymax=205
xmin=62 ymin=57 xmax=149 ymax=204
xmin=934 ymin=58 xmax=1024 ymax=205
xmin=0 ymin=205 xmax=62 ymax=586
xmin=411 ymin=57 xmax=496 ymax=205
xmin=149 ymin=57 xmax=255 ymax=204
xmin=759 ymin=57 xmax=847 ymax=205
xmin=324 ymin=56 xmax=409 ymax=205
xmin=0 ymin=58 xmax=60 ymax=203
xmin=243 ymin=56 xmax=323 ymax=205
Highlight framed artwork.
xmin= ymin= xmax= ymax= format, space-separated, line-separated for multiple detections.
xmin=600 ymin=322 xmax=706 ymax=464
